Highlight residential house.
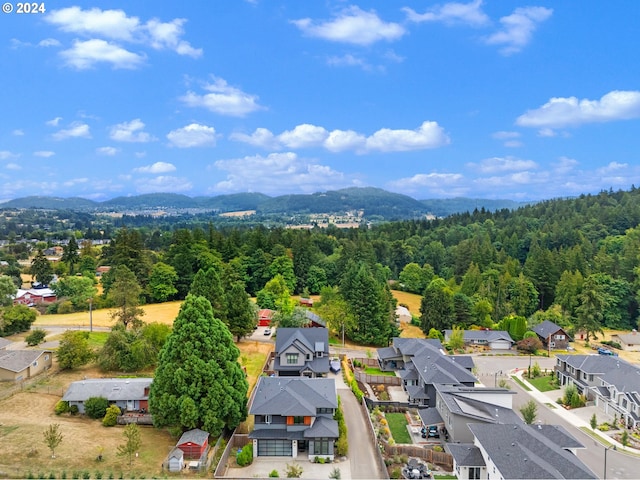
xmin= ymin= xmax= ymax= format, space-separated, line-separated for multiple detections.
xmin=463 ymin=423 xmax=596 ymax=479
xmin=43 ymin=246 xmax=63 ymax=256
xmin=433 ymin=384 xmax=519 ymax=443
xmin=95 ymin=266 xmax=111 ymax=277
xmin=395 ymin=305 xmax=411 ymax=324
xmin=444 ymin=330 xmax=514 ymax=351
xmin=62 ymin=377 xmax=152 ymax=414
xmin=555 ymin=354 xmax=640 ymax=428
xmin=533 ymin=320 xmax=571 ymax=350
xmin=14 ymin=287 xmax=56 ymax=306
xmin=303 ymin=310 xmax=326 ymax=328
xmin=176 ymin=428 xmax=209 ymax=459
xmin=249 ymin=377 xmax=338 ymax=460
xmin=377 ymin=337 xmax=445 ymax=371
xmin=299 ymin=297 xmax=314 ymax=307
xmin=274 ymin=328 xmax=329 ymax=377
xmin=0 ymin=349 xmax=53 ymax=381
xmin=611 ymin=331 xmax=640 ymax=351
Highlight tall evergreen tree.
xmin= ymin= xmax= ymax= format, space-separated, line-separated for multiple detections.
xmin=107 ymin=265 xmax=145 ymax=329
xmin=190 ymin=267 xmax=227 ymax=323
xmin=419 ymin=278 xmax=455 ymax=333
xmin=30 ymin=249 xmax=54 ymax=286
xmin=149 ymin=295 xmax=248 ymax=435
xmin=61 ymin=236 xmax=80 ymax=275
xmin=225 ymin=282 xmax=256 ymax=341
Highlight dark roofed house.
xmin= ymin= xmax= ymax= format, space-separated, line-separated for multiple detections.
xmin=0 ymin=349 xmax=53 ymax=382
xmin=533 ymin=320 xmax=571 ymax=350
xmin=611 ymin=330 xmax=640 ymax=351
xmin=176 ymin=428 xmax=209 ymax=459
xmin=274 ymin=328 xmax=329 ymax=377
xmin=446 ymin=443 xmax=486 ymax=480
xmin=62 ymin=377 xmax=152 ymax=414
xmin=467 ymin=423 xmax=596 ymax=479
xmin=0 ymin=338 xmax=12 ymax=351
xmin=249 ymin=377 xmax=338 ymax=460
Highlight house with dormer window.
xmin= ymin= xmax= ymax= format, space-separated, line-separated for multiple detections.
xmin=249 ymin=377 xmax=338 ymax=459
xmin=274 ymin=328 xmax=329 ymax=377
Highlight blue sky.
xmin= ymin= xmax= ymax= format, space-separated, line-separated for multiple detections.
xmin=1 ymin=1 xmax=639 ymax=202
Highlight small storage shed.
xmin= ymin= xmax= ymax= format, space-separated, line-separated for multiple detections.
xmin=177 ymin=428 xmax=209 ymax=459
xmin=167 ymin=448 xmax=184 ymax=472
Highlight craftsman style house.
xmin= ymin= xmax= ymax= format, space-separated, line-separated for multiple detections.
xmin=249 ymin=377 xmax=338 ymax=460
xmin=533 ymin=320 xmax=571 ymax=350
xmin=274 ymin=328 xmax=329 ymax=377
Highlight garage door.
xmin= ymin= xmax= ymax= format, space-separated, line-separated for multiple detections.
xmin=257 ymin=439 xmax=292 ymax=456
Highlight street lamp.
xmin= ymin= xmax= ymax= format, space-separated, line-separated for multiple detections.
xmin=88 ymin=297 xmax=93 ymax=333
xmin=604 ymin=444 xmax=616 ymax=480
xmin=528 ymin=353 xmax=532 ymax=379
xmin=494 ymin=370 xmax=502 ymax=387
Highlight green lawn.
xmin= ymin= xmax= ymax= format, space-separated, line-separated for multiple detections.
xmin=386 ymin=412 xmax=412 ymax=444
xmin=527 ymin=374 xmax=559 ymax=392
xmin=512 ymin=375 xmax=531 ymax=391
xmin=364 ymin=366 xmax=397 ymax=376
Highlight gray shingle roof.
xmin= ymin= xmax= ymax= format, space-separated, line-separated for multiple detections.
xmin=557 ymin=354 xmax=640 ymax=393
xmin=533 ymin=320 xmax=570 ymax=339
xmin=417 ymin=408 xmax=443 ymax=426
xmin=446 ymin=443 xmax=485 ymax=467
xmin=62 ymin=378 xmax=152 ymax=402
xmin=303 ymin=416 xmax=339 ymax=438
xmin=177 ymin=428 xmax=209 ymax=446
xmin=412 ymin=353 xmax=477 ymax=386
xmin=250 ymin=377 xmax=337 ymax=416
xmin=393 ymin=338 xmax=444 ymax=356
xmin=0 ymin=338 xmax=12 ymax=350
xmin=444 ymin=329 xmax=514 ymax=344
xmin=276 ymin=328 xmax=329 ymax=355
xmin=435 ymin=384 xmax=520 ymax=424
xmin=468 ymin=424 xmax=596 ymax=479
xmin=0 ymin=350 xmax=50 ymax=372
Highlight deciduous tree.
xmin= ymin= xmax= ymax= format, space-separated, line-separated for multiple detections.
xmin=107 ymin=265 xmax=144 ymax=329
xmin=117 ymin=423 xmax=142 ymax=467
xmin=43 ymin=423 xmax=63 ymax=458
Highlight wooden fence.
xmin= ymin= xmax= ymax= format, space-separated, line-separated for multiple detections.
xmin=380 ymin=440 xmax=453 ymax=470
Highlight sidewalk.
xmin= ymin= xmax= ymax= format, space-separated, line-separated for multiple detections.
xmin=512 ymin=369 xmax=640 ymax=454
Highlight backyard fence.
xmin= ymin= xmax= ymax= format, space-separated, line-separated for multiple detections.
xmin=380 ymin=441 xmax=453 ymax=470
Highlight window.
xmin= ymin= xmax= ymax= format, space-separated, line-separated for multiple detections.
xmin=317 ymin=408 xmax=333 ymax=414
xmin=589 ymin=374 xmax=594 ymax=382
xmin=316 ymin=351 xmax=323 ymax=358
xmin=556 ymin=334 xmax=565 ymax=340
xmin=583 ymin=372 xmax=587 ymax=380
xmin=265 ymin=415 xmax=272 ymax=424
xmin=286 ymin=353 xmax=299 ymax=364
xmin=293 ymin=416 xmax=305 ymax=424
xmin=468 ymin=467 xmax=481 ymax=479
xmin=313 ymin=438 xmax=330 ymax=455
xmin=44 ymin=355 xmax=49 ymax=360
xmin=32 ymin=361 xmax=38 ymax=367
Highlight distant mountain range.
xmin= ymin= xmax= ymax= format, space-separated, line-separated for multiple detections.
xmin=0 ymin=188 xmax=528 ymax=219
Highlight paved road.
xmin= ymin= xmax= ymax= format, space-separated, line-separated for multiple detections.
xmin=473 ymin=354 xmax=637 ymax=479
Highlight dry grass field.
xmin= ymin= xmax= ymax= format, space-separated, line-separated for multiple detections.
xmin=391 ymin=290 xmax=421 ymax=315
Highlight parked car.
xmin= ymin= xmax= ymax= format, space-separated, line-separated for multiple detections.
xmin=427 ymin=425 xmax=440 ymax=438
xmin=597 ymin=347 xmax=617 ymax=356
xmin=263 ymin=328 xmax=272 ymax=336
xmin=330 ymin=358 xmax=341 ymax=373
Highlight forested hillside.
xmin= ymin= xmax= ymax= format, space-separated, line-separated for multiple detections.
xmin=14 ymin=187 xmax=640 ymax=347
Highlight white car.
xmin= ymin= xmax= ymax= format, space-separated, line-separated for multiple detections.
xmin=263 ymin=328 xmax=272 ymax=336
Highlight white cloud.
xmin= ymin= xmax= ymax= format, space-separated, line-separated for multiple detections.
xmin=135 ymin=151 xmax=147 ymax=158
xmin=537 ymin=127 xmax=556 ymax=137
xmin=39 ymin=38 xmax=61 ymax=47
xmin=0 ymin=151 xmax=20 ymax=160
xmin=516 ymin=90 xmax=640 ymax=128
xmin=324 ymin=129 xmax=367 ymax=153
xmin=52 ymin=122 xmax=91 ymax=140
xmin=63 ymin=178 xmax=89 ymax=187
xmin=45 ymin=6 xmax=201 ymax=63
xmin=484 ymin=6 xmax=552 ymax=55
xmin=503 ymin=140 xmax=523 ymax=148
xmin=278 ymin=124 xmax=329 ymax=149
xmin=552 ymin=156 xmax=578 ymax=174
xmin=109 ymin=119 xmax=155 ymax=142
xmin=469 ymin=156 xmax=537 ymax=173
xmin=596 ymin=162 xmax=628 ymax=175
xmin=388 ymin=172 xmax=466 ymax=197
xmin=6 ymin=163 xmax=21 ymax=171
xmin=145 ymin=18 xmax=202 ymax=58
xmin=167 ymin=123 xmax=216 ymax=148
xmin=96 ymin=146 xmax=119 ymax=156
xmin=135 ymin=175 xmax=192 ymax=193
xmin=292 ymin=6 xmax=405 ymax=46
xmin=60 ymin=39 xmax=145 ymax=70
xmin=133 ymin=162 xmax=176 ymax=174
xmin=181 ymin=76 xmax=263 ymax=117
xmin=46 ymin=6 xmax=140 ymax=41
xmin=212 ymin=152 xmax=357 ymax=194
xmin=326 ymin=54 xmax=373 ymax=71
xmin=403 ymin=0 xmax=489 ymax=26
xmin=46 ymin=117 xmax=63 ymax=127
xmin=232 ymin=121 xmax=449 ymax=153
xmin=34 ymin=151 xmax=55 ymax=158
xmin=365 ymin=121 xmax=450 ymax=152
xmin=12 ymin=129 xmax=24 ymax=136
xmin=229 ymin=128 xmax=280 ymax=149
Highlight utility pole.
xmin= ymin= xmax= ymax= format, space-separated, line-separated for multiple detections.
xmin=88 ymin=297 xmax=93 ymax=333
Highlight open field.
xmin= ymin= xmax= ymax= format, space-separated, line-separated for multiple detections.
xmin=391 ymin=290 xmax=421 ymax=315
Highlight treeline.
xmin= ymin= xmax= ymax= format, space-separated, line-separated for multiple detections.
xmin=26 ymin=186 xmax=640 ymax=346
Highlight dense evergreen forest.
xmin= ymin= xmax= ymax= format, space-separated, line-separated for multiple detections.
xmin=14 ymin=187 xmax=640 ymax=347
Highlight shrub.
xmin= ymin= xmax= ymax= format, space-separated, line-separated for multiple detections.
xmin=26 ymin=328 xmax=47 ymax=346
xmin=390 ymin=468 xmax=402 ymax=479
xmin=102 ymin=405 xmax=121 ymax=427
xmin=85 ymin=397 xmax=109 ymax=419
xmin=329 ymin=467 xmax=341 ymax=479
xmin=285 ymin=463 xmax=303 ymax=478
xmin=69 ymin=405 xmax=79 ymax=415
xmin=58 ymin=301 xmax=75 ymax=314
xmin=335 ymin=436 xmax=348 ymax=456
xmin=236 ymin=444 xmax=253 ymax=467
xmin=55 ymin=401 xmax=70 ymax=415
xmin=268 ymin=470 xmax=279 ymax=478
xmin=598 ymin=424 xmax=610 ymax=432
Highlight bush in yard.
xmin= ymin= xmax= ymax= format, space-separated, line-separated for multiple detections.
xmin=102 ymin=404 xmax=121 ymax=427
xmin=268 ymin=470 xmax=279 ymax=478
xmin=85 ymin=397 xmax=109 ymax=419
xmin=55 ymin=401 xmax=70 ymax=415
xmin=236 ymin=444 xmax=253 ymax=467
xmin=26 ymin=328 xmax=47 ymax=346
